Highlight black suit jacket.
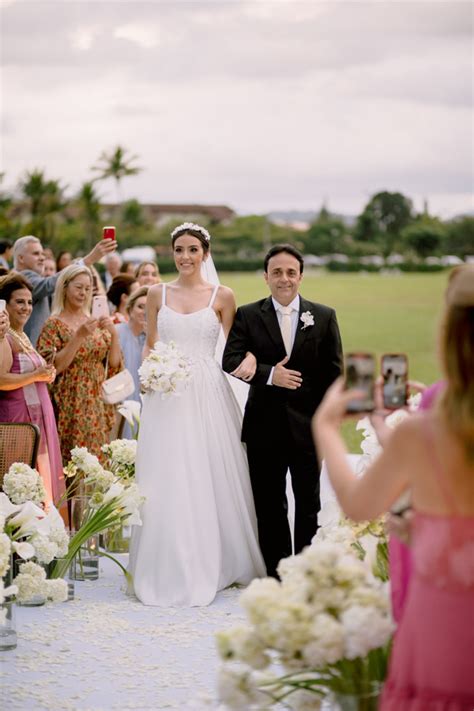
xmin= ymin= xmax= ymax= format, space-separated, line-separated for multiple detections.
xmin=223 ymin=296 xmax=343 ymax=450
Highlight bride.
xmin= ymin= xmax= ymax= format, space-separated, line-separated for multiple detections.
xmin=129 ymin=223 xmax=266 ymax=606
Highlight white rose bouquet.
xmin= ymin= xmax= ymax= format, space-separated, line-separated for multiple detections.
xmin=138 ymin=340 xmax=193 ymax=398
xmin=216 ymin=541 xmax=393 ymax=709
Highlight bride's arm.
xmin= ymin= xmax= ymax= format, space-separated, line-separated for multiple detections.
xmin=143 ymin=284 xmax=162 ymax=359
xmin=218 ymin=288 xmax=257 ymax=380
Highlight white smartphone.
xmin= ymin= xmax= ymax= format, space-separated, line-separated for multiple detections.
xmin=0 ymin=299 xmax=6 ymax=312
xmin=91 ymin=295 xmax=109 ymax=319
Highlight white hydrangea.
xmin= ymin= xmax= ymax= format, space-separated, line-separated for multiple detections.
xmin=29 ymin=534 xmax=58 ymax=564
xmin=217 ymin=665 xmax=270 ymax=710
xmin=341 ymin=605 xmax=394 ymax=660
xmin=70 ymin=447 xmax=102 ymax=477
xmin=216 ymin=626 xmax=270 ymax=670
xmin=0 ymin=532 xmax=12 ymax=577
xmin=2 ymin=463 xmax=46 ymax=505
xmin=84 ymin=467 xmax=115 ymax=493
xmin=14 ymin=562 xmax=46 ymax=603
xmin=302 ymin=614 xmax=345 ymax=667
xmin=44 ymin=578 xmax=68 ymax=603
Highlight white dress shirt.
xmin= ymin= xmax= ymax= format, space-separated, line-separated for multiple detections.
xmin=267 ymin=295 xmax=300 ymax=385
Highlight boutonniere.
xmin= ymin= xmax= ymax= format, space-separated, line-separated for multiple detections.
xmin=300 ymin=311 xmax=314 ymax=330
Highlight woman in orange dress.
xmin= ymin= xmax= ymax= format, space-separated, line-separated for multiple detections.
xmin=37 ymin=264 xmax=122 ymax=463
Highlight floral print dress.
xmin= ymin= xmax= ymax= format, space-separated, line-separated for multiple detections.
xmin=37 ymin=317 xmax=120 ymax=463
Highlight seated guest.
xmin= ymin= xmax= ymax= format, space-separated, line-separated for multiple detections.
xmin=107 ymin=274 xmax=138 ymax=324
xmin=313 ymin=264 xmax=474 ymax=710
xmin=116 ymin=286 xmax=148 ymax=438
xmin=37 ymin=264 xmax=122 ymax=463
xmin=0 ymin=273 xmax=65 ymax=505
xmin=135 ymin=261 xmax=160 ymax=286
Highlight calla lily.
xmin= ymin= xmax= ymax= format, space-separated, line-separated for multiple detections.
xmin=0 ymin=493 xmax=22 ymax=518
xmin=102 ymin=481 xmax=125 ymax=505
xmin=118 ymin=399 xmax=141 ymax=427
xmin=12 ymin=540 xmax=35 ymax=559
xmin=33 ymin=503 xmax=62 ymax=536
xmin=8 ymin=501 xmax=45 ymax=537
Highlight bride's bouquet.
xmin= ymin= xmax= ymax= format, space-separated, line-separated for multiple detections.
xmin=138 ymin=340 xmax=193 ymax=399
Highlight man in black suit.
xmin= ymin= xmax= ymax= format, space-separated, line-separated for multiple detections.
xmin=223 ymin=244 xmax=343 ymax=577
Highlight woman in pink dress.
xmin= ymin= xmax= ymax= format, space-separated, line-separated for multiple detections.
xmin=313 ymin=264 xmax=474 ymax=710
xmin=0 ymin=273 xmax=65 ymax=505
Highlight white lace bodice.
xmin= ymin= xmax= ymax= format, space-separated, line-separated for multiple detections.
xmin=157 ymin=284 xmax=221 ymax=359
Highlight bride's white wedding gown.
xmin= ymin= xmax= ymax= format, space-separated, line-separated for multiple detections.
xmin=129 ymin=284 xmax=266 ymax=606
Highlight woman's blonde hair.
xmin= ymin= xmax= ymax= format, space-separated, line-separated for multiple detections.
xmin=51 ymin=263 xmax=93 ymax=316
xmin=438 ymin=264 xmax=474 ymax=460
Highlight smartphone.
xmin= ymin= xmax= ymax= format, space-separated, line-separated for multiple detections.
xmin=0 ymin=299 xmax=6 ymax=312
xmin=344 ymin=352 xmax=376 ymax=413
xmin=381 ymin=353 xmax=408 ymax=409
xmin=103 ymin=226 xmax=116 ymax=241
xmin=91 ymin=295 xmax=109 ymax=320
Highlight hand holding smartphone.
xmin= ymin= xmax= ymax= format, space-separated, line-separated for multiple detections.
xmin=91 ymin=295 xmax=109 ymax=320
xmin=344 ymin=353 xmax=376 ymax=413
xmin=381 ymin=353 xmax=408 ymax=409
xmin=103 ymin=226 xmax=116 ymax=242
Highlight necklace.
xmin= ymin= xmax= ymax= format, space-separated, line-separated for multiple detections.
xmin=7 ymin=327 xmax=35 ymax=353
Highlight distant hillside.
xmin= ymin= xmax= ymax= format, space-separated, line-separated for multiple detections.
xmin=267 ymin=210 xmax=357 ymax=227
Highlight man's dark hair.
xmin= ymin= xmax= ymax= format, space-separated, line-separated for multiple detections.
xmin=0 ymin=240 xmax=13 ymax=254
xmin=264 ymin=244 xmax=304 ymax=274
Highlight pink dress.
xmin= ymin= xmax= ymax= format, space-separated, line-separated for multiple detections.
xmin=381 ymin=434 xmax=474 ymax=710
xmin=389 ymin=380 xmax=446 ymax=622
xmin=0 ymin=337 xmax=64 ymax=505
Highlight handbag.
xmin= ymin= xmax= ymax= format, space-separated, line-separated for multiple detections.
xmin=101 ymin=367 xmax=136 ymax=405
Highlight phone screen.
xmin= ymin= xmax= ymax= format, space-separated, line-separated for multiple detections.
xmin=382 ymin=354 xmax=408 ymax=409
xmin=0 ymin=299 xmax=6 ymax=312
xmin=103 ymin=226 xmax=116 ymax=241
xmin=344 ymin=353 xmax=375 ymax=413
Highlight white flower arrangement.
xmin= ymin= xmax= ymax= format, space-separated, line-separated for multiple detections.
xmin=139 ymin=340 xmax=193 ymax=399
xmin=14 ymin=560 xmax=67 ymax=604
xmin=300 ymin=311 xmax=314 ymax=330
xmin=216 ymin=540 xmax=393 ymax=708
xmin=101 ymin=439 xmax=137 ymax=480
xmin=2 ymin=462 xmax=46 ymax=505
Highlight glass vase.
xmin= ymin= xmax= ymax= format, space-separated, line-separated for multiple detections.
xmin=69 ymin=536 xmax=99 ymax=581
xmin=0 ymin=601 xmax=17 ymax=651
xmin=332 ymin=682 xmax=382 ymax=711
xmin=103 ymin=524 xmax=130 ymax=553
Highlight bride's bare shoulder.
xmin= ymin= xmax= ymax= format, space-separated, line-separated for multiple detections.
xmin=215 ymin=285 xmax=236 ymax=308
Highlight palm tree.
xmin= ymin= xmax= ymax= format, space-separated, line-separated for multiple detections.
xmin=91 ymin=145 xmax=142 ymax=205
xmin=19 ymin=169 xmax=67 ymax=242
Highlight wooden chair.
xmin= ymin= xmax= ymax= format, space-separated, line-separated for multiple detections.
xmin=0 ymin=422 xmax=40 ymax=487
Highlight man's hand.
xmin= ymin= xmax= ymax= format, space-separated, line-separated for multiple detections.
xmin=231 ymin=351 xmax=257 ymax=381
xmin=83 ymin=238 xmax=118 ymax=267
xmin=271 ymin=356 xmax=302 ymax=390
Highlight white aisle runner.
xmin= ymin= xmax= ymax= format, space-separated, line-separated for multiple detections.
xmin=1 ymin=557 xmax=245 ymax=710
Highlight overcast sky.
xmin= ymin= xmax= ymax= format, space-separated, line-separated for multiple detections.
xmin=1 ymin=0 xmax=473 ymax=217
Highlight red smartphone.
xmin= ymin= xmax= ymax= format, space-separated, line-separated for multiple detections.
xmin=381 ymin=353 xmax=408 ymax=409
xmin=103 ymin=226 xmax=116 ymax=241
xmin=344 ymin=352 xmax=376 ymax=413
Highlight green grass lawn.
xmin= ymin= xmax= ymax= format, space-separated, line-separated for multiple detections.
xmin=221 ymin=271 xmax=447 ymax=452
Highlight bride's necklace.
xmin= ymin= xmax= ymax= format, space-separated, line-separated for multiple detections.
xmin=7 ymin=327 xmax=35 ymax=353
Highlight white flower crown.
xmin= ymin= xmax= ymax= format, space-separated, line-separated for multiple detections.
xmin=170 ymin=222 xmax=211 ymax=242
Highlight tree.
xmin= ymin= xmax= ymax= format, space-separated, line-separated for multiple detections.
xmin=76 ymin=182 xmax=101 ymax=250
xmin=303 ymin=206 xmax=348 ymax=255
xmin=400 ymin=220 xmax=446 ymax=258
xmin=19 ymin=169 xmax=67 ymax=243
xmin=91 ymin=145 xmax=142 ymax=204
xmin=354 ymin=191 xmax=414 ymax=254
xmin=445 ymin=216 xmax=474 ymax=258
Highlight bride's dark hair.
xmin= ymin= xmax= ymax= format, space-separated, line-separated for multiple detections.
xmin=171 ymin=223 xmax=210 ymax=254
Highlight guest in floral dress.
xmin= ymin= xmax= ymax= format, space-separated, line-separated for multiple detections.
xmin=37 ymin=264 xmax=122 ymax=463
xmin=0 ymin=273 xmax=64 ymax=504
